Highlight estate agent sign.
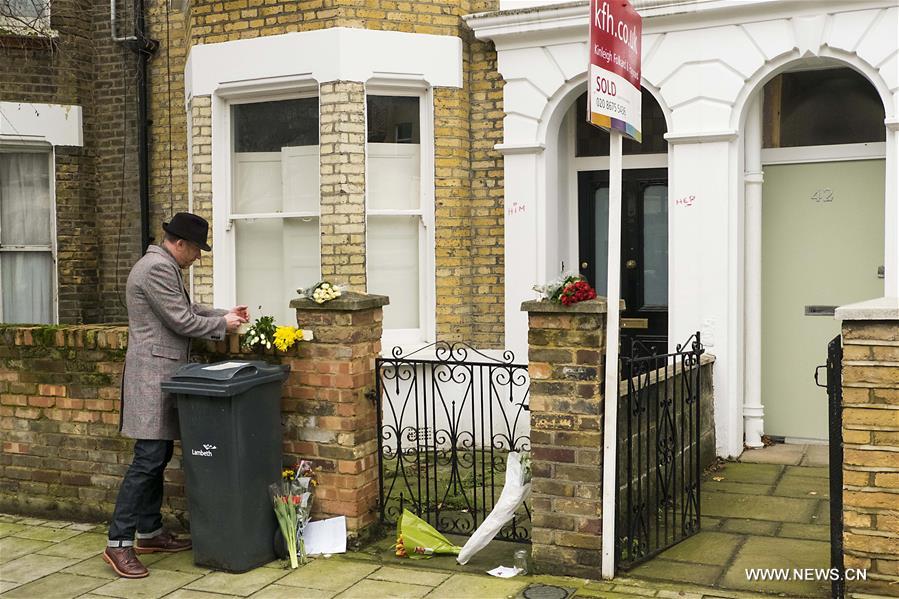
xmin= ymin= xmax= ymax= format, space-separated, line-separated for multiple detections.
xmin=588 ymin=0 xmax=642 ymax=142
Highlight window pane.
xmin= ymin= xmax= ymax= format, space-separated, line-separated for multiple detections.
xmin=234 ymin=153 xmax=281 ymax=213
xmin=6 ymin=0 xmax=42 ymax=18
xmin=232 ymin=98 xmax=319 ymax=152
xmin=234 ymin=218 xmax=320 ymax=327
xmin=367 ymin=96 xmax=419 ymax=143
xmin=643 ymin=185 xmax=668 ymax=307
xmin=0 ymin=152 xmax=51 ymax=245
xmin=576 ymin=89 xmax=668 ymax=157
xmin=368 ymin=144 xmax=420 ymax=210
xmin=763 ymin=68 xmax=885 ymax=148
xmin=593 ymin=187 xmax=609 ymax=297
xmin=368 ymin=216 xmax=419 ymax=329
xmin=2 ymin=252 xmax=52 ymax=323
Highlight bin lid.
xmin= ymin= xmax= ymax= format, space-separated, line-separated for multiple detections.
xmin=160 ymin=360 xmax=289 ymax=397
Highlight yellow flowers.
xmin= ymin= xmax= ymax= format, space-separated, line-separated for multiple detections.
xmin=273 ymin=326 xmax=304 ymax=352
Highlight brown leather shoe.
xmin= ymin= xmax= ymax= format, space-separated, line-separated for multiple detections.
xmin=103 ymin=546 xmax=149 ymax=579
xmin=134 ymin=530 xmax=192 ymax=554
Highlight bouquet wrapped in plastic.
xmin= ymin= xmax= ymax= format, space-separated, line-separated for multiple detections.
xmin=394 ymin=509 xmax=461 ymax=559
xmin=269 ymin=461 xmax=316 ymax=569
xmin=456 ymin=451 xmax=531 ymax=565
xmin=297 ymin=281 xmax=346 ymax=304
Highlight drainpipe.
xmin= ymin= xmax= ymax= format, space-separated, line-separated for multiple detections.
xmin=111 ymin=0 xmax=159 ymax=253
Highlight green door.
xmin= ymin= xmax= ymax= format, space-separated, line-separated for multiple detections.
xmin=762 ymin=160 xmax=884 ymax=442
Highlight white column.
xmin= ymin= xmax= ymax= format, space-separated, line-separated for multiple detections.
xmin=500 ymin=146 xmax=544 ymax=358
xmin=884 ymin=119 xmax=899 ymax=297
xmin=743 ymin=95 xmax=764 ymax=448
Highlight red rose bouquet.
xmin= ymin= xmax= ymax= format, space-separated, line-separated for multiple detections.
xmin=559 ymin=279 xmax=597 ymax=305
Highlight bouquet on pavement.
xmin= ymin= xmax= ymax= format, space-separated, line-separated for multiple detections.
xmin=394 ymin=509 xmax=461 ymax=559
xmin=457 ymin=451 xmax=532 ymax=565
xmin=269 ymin=460 xmax=317 ymax=569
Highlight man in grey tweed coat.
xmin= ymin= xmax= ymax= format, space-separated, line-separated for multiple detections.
xmin=104 ymin=213 xmax=247 ymax=579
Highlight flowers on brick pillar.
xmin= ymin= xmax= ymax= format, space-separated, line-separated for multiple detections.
xmin=533 ymin=274 xmax=597 ymax=306
xmin=243 ymin=314 xmax=304 ymax=352
xmin=297 ymin=280 xmax=345 ymax=304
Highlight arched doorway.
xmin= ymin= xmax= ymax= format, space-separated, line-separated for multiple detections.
xmin=564 ymin=87 xmax=670 ymax=350
xmin=758 ymin=65 xmax=886 ymax=443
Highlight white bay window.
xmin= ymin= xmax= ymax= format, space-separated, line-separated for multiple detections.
xmin=0 ymin=149 xmax=56 ymax=324
xmin=229 ymin=97 xmax=320 ymax=326
xmin=366 ymin=91 xmax=434 ymax=342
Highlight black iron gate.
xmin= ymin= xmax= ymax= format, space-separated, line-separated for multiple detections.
xmin=376 ymin=342 xmax=531 ymax=542
xmin=817 ymin=335 xmax=844 ymax=599
xmin=616 ymin=333 xmax=704 ymax=570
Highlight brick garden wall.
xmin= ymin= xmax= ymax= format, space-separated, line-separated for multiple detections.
xmin=0 ymin=306 xmax=384 ymax=538
xmin=840 ymin=319 xmax=899 ymax=592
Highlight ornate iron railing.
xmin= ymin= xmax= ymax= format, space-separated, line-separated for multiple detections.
xmin=376 ymin=341 xmax=531 ymax=542
xmin=616 ymin=333 xmax=704 ymax=569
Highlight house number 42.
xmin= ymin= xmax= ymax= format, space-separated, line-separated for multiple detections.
xmin=811 ymin=188 xmax=834 ymax=203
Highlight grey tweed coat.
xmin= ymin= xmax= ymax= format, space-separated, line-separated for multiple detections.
xmin=121 ymin=245 xmax=227 ymax=440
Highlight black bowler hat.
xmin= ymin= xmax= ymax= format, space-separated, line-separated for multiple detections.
xmin=162 ymin=212 xmax=212 ymax=251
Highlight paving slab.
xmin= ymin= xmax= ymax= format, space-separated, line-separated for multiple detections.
xmin=184 ymin=568 xmax=289 ymax=597
xmin=249 ymin=584 xmax=336 ymax=598
xmin=368 ymin=565 xmax=451 ymax=586
xmin=277 ymin=559 xmax=378 ymax=592
xmin=701 ymin=492 xmax=817 ymax=523
xmin=426 ymin=572 xmax=527 ymax=599
xmin=777 ymin=523 xmax=830 ymax=542
xmin=657 ymin=531 xmax=741 ymax=566
xmin=336 ymin=578 xmax=434 ymax=598
xmin=719 ymin=536 xmax=829 ymax=597
xmin=720 ymin=518 xmax=779 ymax=536
xmin=16 ymin=517 xmax=48 ymax=526
xmin=0 ymin=580 xmax=22 ymax=593
xmin=12 ymin=525 xmax=84 ymax=542
xmin=702 ymin=480 xmax=775 ymax=496
xmin=35 ymin=532 xmax=107 ymax=559
xmin=0 ymin=536 xmax=52 ymax=565
xmin=164 ymin=589 xmax=242 ymax=599
xmin=710 ymin=463 xmax=783 ymax=484
xmin=151 ymin=550 xmax=214 ymax=575
xmin=0 ymin=523 xmax=25 ymax=539
xmin=90 ymin=569 xmax=200 ymax=599
xmin=0 ymin=572 xmax=107 ymax=599
xmin=801 ymin=445 xmax=829 ymax=467
xmin=738 ymin=444 xmax=806 ymax=466
xmin=0 ymin=553 xmax=78 ymax=583
xmin=784 ymin=466 xmax=829 ymax=479
xmin=773 ymin=475 xmax=829 ymax=499
xmin=66 ymin=523 xmax=100 ymax=532
xmin=628 ymin=557 xmax=721 ymax=587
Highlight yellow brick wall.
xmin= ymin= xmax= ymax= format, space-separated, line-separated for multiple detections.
xmin=840 ymin=320 xmax=899 ymax=592
xmin=320 ymin=81 xmax=367 ymax=290
xmin=187 ymin=96 xmax=215 ymax=306
xmin=148 ymin=0 xmax=506 ymax=346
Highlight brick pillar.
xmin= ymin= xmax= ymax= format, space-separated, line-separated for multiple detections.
xmin=286 ymin=291 xmax=388 ymax=541
xmin=838 ymin=298 xmax=899 ymax=593
xmin=521 ymin=298 xmax=608 ymax=578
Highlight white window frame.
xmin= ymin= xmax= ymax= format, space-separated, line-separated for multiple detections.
xmin=209 ymin=78 xmax=321 ymax=312
xmin=0 ymin=143 xmax=58 ymax=324
xmin=364 ymin=82 xmax=436 ymax=347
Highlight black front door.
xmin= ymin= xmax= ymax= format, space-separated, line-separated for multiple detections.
xmin=578 ymin=168 xmax=668 ymax=352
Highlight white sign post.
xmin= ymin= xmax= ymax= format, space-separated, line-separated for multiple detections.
xmin=587 ymin=0 xmax=642 ymax=580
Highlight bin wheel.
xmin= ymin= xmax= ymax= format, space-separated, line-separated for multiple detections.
xmin=273 ymin=529 xmax=288 ymax=560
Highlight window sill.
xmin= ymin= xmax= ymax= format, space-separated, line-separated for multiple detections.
xmin=0 ymin=26 xmax=59 ymax=49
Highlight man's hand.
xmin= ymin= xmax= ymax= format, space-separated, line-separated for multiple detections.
xmin=224 ymin=313 xmax=246 ymax=333
xmin=229 ymin=305 xmax=250 ymax=321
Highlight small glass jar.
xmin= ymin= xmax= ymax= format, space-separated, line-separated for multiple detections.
xmin=513 ymin=548 xmax=529 ymax=574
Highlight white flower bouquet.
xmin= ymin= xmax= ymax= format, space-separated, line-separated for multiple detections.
xmin=297 ymin=281 xmax=345 ymax=304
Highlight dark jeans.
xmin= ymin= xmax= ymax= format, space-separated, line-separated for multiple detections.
xmin=108 ymin=439 xmax=174 ymax=543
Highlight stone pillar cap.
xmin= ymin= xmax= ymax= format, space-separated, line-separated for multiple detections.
xmin=521 ymin=297 xmax=625 ymax=314
xmin=835 ymin=296 xmax=899 ymax=321
xmin=290 ymin=291 xmax=389 ymax=311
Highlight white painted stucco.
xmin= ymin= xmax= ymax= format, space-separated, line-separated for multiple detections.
xmin=466 ymin=0 xmax=899 ymax=457
xmin=0 ymin=102 xmax=83 ymax=147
